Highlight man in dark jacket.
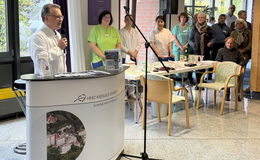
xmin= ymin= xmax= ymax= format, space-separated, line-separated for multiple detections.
xmin=230 ymin=10 xmax=252 ymax=32
xmin=216 ymin=37 xmax=245 ymax=101
xmin=211 ymin=14 xmax=230 ymax=61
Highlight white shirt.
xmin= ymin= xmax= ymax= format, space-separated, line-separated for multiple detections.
xmin=225 ymin=13 xmax=237 ymax=27
xmin=29 ymin=24 xmax=67 ymax=76
xmin=149 ymin=28 xmax=173 ymax=62
xmin=120 ymin=27 xmax=141 ymax=63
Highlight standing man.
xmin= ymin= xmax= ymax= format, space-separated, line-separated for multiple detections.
xmin=29 ymin=4 xmax=67 ymax=76
xmin=230 ymin=10 xmax=252 ymax=31
xmin=120 ymin=15 xmax=141 ymax=64
xmin=225 ymin=5 xmax=237 ymax=28
xmin=211 ymin=14 xmax=230 ymax=61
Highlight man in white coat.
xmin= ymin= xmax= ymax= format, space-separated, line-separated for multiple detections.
xmin=29 ymin=4 xmax=67 ymax=76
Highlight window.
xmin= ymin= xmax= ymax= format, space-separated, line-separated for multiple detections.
xmin=195 ymin=0 xmax=210 ymax=7
xmin=185 ymin=0 xmax=248 ymax=20
xmin=185 ymin=0 xmax=192 ymax=6
xmin=19 ymin=0 xmax=52 ymax=57
xmin=0 ymin=0 xmax=8 ymax=52
xmin=232 ymin=0 xmax=245 ymax=16
xmin=215 ymin=0 xmax=230 ymax=18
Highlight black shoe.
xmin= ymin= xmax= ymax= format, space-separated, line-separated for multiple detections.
xmin=195 ymin=86 xmax=204 ymax=90
xmin=238 ymin=96 xmax=241 ymax=101
xmin=225 ymin=96 xmax=230 ymax=101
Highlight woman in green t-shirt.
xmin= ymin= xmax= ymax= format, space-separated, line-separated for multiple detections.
xmin=88 ymin=10 xmax=121 ymax=68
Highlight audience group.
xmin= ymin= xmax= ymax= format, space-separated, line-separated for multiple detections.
xmin=87 ymin=5 xmax=252 ymax=100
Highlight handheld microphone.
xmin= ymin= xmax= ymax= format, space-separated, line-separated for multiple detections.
xmin=60 ymin=29 xmax=67 ymax=39
xmin=59 ymin=29 xmax=67 ymax=53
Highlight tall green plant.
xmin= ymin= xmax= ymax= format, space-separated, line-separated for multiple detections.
xmin=19 ymin=0 xmax=36 ymax=54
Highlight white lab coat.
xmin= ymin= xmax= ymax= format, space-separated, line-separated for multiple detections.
xmin=120 ymin=27 xmax=141 ymax=63
xmin=29 ymin=24 xmax=67 ymax=76
xmin=149 ymin=28 xmax=173 ymax=62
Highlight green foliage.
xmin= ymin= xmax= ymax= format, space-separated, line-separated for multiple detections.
xmin=0 ymin=0 xmax=37 ymax=53
xmin=19 ymin=0 xmax=37 ymax=55
xmin=201 ymin=6 xmax=218 ymax=17
xmin=47 ymin=147 xmax=62 ymax=159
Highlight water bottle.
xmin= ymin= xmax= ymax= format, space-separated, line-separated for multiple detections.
xmin=141 ymin=61 xmax=146 ymax=72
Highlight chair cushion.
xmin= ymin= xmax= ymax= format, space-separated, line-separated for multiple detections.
xmin=172 ymin=94 xmax=186 ymax=103
xmin=198 ymin=82 xmax=235 ymax=91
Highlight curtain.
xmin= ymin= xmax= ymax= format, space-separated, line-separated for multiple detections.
xmin=53 ymin=0 xmax=72 ymax=72
xmin=66 ymin=0 xmax=86 ymax=72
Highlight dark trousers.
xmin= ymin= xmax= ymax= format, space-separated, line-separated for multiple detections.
xmin=226 ymin=75 xmax=242 ymax=97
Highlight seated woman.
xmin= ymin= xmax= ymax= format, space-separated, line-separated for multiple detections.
xmin=149 ymin=16 xmax=174 ymax=62
xmin=88 ymin=10 xmax=121 ymax=69
xmin=215 ymin=37 xmax=245 ymax=101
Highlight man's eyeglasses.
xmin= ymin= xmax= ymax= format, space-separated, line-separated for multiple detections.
xmin=47 ymin=15 xmax=64 ymax=19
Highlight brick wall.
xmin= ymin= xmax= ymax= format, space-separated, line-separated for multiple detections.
xmin=120 ymin=0 xmax=159 ymax=65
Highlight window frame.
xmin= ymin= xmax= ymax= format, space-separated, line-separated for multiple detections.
xmin=0 ymin=0 xmax=20 ymax=80
xmin=185 ymin=0 xmax=248 ymax=18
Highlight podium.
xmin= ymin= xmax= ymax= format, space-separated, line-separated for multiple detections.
xmin=21 ymin=68 xmax=126 ymax=160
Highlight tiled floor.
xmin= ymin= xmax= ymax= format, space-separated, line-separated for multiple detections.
xmin=1 ymin=62 xmax=260 ymax=160
xmin=122 ymin=96 xmax=260 ymax=160
xmin=1 ymin=92 xmax=260 ymax=160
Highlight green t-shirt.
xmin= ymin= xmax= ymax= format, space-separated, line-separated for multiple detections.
xmin=88 ymin=25 xmax=121 ymax=63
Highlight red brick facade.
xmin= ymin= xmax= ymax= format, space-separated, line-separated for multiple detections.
xmin=120 ymin=0 xmax=159 ymax=65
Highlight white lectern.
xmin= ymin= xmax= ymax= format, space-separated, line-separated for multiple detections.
xmin=22 ymin=68 xmax=126 ymax=160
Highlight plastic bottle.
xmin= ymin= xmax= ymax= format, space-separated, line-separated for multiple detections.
xmin=141 ymin=61 xmax=146 ymax=72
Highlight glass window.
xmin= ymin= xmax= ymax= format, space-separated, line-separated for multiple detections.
xmin=215 ymin=0 xmax=230 ymax=18
xmin=19 ymin=0 xmax=52 ymax=57
xmin=232 ymin=0 xmax=246 ymax=16
xmin=195 ymin=0 xmax=210 ymax=7
xmin=185 ymin=0 xmax=192 ymax=6
xmin=0 ymin=0 xmax=8 ymax=52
